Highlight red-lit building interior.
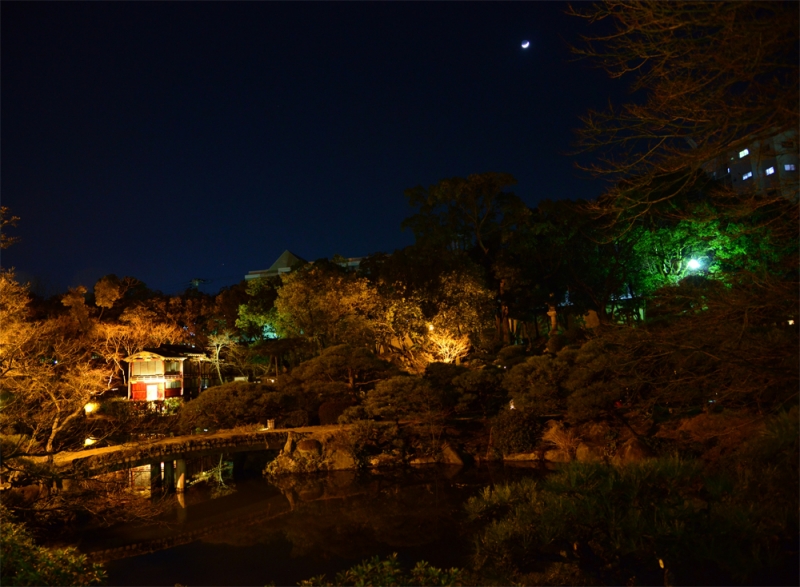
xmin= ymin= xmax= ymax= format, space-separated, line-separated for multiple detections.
xmin=125 ymin=345 xmax=212 ymax=401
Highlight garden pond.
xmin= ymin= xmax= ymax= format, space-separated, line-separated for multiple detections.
xmin=75 ymin=461 xmax=549 ymax=586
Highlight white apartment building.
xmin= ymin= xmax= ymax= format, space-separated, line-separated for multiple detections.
xmin=703 ymin=128 xmax=798 ymax=199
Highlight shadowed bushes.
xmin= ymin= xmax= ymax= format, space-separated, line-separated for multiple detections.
xmin=466 ymin=409 xmax=800 ymax=586
xmin=177 ymin=382 xmax=297 ymax=432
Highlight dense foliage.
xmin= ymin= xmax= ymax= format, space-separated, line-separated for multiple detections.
xmin=299 ymin=553 xmax=463 ymax=587
xmin=466 ymin=409 xmax=799 ymax=586
xmin=0 ymin=505 xmax=106 ymax=586
xmin=177 ymin=382 xmax=298 ymax=432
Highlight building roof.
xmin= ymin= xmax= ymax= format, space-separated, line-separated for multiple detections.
xmin=125 ymin=345 xmax=210 ymax=362
xmin=266 ymin=250 xmax=306 ymax=273
xmin=245 ymin=249 xmax=307 ymax=280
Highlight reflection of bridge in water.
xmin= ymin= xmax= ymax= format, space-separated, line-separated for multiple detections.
xmin=81 ymin=471 xmax=376 ymax=563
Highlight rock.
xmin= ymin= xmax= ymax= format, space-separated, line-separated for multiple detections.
xmin=409 ymin=456 xmax=437 ymax=466
xmin=264 ymin=453 xmax=300 ymax=476
xmin=575 ymin=442 xmax=604 ymax=463
xmin=503 ymin=452 xmax=539 ymax=462
xmin=584 ymin=422 xmax=612 ymax=442
xmin=296 ymin=439 xmax=321 ymax=454
xmin=612 ymin=437 xmax=651 ymax=466
xmin=544 ymin=449 xmax=571 ymax=463
xmin=440 ymin=443 xmax=464 ymax=465
xmin=327 ymin=448 xmax=357 ymax=470
xmin=283 ymin=433 xmax=294 ymax=455
xmin=368 ymin=454 xmax=398 ymax=468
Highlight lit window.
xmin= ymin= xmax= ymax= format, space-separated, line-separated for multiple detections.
xmin=766 ymin=166 xmax=775 ymax=176
xmin=742 ymin=171 xmax=752 ymax=180
xmin=739 ymin=148 xmax=749 ymax=158
xmin=785 ymin=164 xmax=797 ymax=172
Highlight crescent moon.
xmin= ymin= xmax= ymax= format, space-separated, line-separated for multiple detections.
xmin=521 ymin=41 xmax=530 ymax=49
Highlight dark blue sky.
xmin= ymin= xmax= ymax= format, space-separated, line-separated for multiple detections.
xmin=1 ymin=2 xmax=627 ymax=295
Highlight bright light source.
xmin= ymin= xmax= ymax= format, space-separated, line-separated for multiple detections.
xmin=687 ymin=259 xmax=701 ymax=270
xmin=84 ymin=437 xmax=97 ymax=446
xmin=789 ymin=320 xmax=795 ymax=326
xmin=427 ymin=324 xmax=435 ymax=332
xmin=509 ymin=400 xmax=516 ymax=410
xmin=739 ymin=148 xmax=749 ymax=158
xmin=766 ymin=166 xmax=775 ymax=176
xmin=84 ymin=402 xmax=99 ymax=414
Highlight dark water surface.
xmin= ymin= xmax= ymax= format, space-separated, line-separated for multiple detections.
xmin=82 ymin=463 xmax=546 ymax=587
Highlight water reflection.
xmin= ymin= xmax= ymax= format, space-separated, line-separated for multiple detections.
xmin=88 ymin=464 xmax=546 ymax=587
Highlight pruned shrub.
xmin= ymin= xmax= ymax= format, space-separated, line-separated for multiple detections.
xmin=282 ymin=409 xmax=310 ymax=428
xmin=452 ymin=367 xmax=507 ymax=417
xmin=490 ymin=409 xmax=541 ymax=456
xmin=496 ymin=345 xmax=527 ymax=368
xmin=177 ymin=382 xmax=296 ymax=432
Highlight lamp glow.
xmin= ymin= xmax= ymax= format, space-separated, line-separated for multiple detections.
xmin=84 ymin=402 xmax=99 ymax=414
xmin=687 ymin=259 xmax=701 ymax=270
xmin=84 ymin=437 xmax=97 ymax=446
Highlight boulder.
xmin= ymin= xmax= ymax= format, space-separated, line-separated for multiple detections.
xmin=612 ymin=437 xmax=651 ymax=466
xmin=575 ymin=442 xmax=604 ymax=463
xmin=296 ymin=438 xmax=322 ymax=454
xmin=283 ymin=433 xmax=295 ymax=455
xmin=368 ymin=453 xmax=399 ymax=468
xmin=327 ymin=448 xmax=357 ymax=470
xmin=503 ymin=452 xmax=539 ymax=462
xmin=544 ymin=449 xmax=571 ymax=463
xmin=583 ymin=421 xmax=612 ymax=442
xmin=440 ymin=443 xmax=464 ymax=465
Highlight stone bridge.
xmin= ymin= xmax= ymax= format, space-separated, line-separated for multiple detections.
xmin=41 ymin=424 xmax=350 ymax=482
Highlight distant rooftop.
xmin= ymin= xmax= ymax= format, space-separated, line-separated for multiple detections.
xmin=245 ymin=250 xmax=363 ymax=281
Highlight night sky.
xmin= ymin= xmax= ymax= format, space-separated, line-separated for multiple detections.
xmin=2 ymin=2 xmax=627 ymax=296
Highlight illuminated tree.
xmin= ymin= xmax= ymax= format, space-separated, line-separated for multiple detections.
xmin=272 ymin=262 xmax=378 ymax=351
xmin=402 ymin=173 xmax=531 ymax=343
xmin=0 ymin=206 xmax=20 ymax=249
xmin=430 ymin=271 xmax=494 ymax=337
xmin=90 ymin=274 xmax=141 ymax=321
xmin=60 ymin=286 xmax=91 ymax=329
xmin=1 ymin=313 xmax=109 ymax=453
xmin=207 ymin=330 xmax=236 ymax=385
xmin=0 ymin=271 xmax=34 ymax=381
xmin=94 ymin=306 xmax=183 ymax=386
xmin=425 ymin=329 xmax=470 ymax=365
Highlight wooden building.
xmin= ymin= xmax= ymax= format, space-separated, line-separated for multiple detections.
xmin=125 ymin=345 xmax=212 ymax=401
